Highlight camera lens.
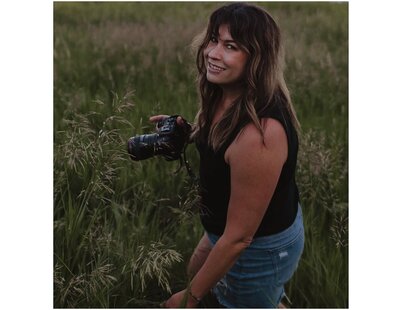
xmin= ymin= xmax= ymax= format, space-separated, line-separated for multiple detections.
xmin=127 ymin=133 xmax=159 ymax=161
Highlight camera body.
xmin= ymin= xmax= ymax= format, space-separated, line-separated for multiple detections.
xmin=127 ymin=115 xmax=191 ymax=161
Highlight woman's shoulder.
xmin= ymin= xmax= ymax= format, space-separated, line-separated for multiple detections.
xmin=224 ymin=118 xmax=288 ymax=165
xmin=238 ymin=118 xmax=287 ymax=145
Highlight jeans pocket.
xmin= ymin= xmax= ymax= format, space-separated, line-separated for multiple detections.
xmin=274 ymin=230 xmax=304 ymax=285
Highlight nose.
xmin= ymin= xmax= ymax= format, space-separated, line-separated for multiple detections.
xmin=207 ymin=43 xmax=222 ymax=60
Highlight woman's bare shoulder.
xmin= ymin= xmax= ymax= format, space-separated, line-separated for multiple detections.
xmin=225 ymin=118 xmax=287 ymax=164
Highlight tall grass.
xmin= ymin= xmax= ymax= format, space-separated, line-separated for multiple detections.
xmin=54 ymin=2 xmax=348 ymax=308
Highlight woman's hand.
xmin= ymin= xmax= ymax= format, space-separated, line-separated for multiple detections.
xmin=163 ymin=289 xmax=199 ymax=308
xmin=149 ymin=114 xmax=170 ymax=124
xmin=149 ymin=115 xmax=186 ymax=127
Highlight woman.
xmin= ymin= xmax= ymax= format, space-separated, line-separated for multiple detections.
xmin=152 ymin=2 xmax=304 ymax=308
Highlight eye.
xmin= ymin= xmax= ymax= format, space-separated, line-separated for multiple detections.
xmin=226 ymin=42 xmax=239 ymax=51
xmin=210 ymin=35 xmax=218 ymax=43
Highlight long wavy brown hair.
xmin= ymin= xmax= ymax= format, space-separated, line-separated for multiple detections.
xmin=191 ymin=2 xmax=300 ymax=150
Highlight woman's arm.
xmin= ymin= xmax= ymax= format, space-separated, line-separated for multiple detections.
xmin=187 ymin=233 xmax=213 ymax=279
xmin=187 ymin=119 xmax=288 ymax=303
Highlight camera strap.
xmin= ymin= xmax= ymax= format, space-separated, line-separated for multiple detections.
xmin=175 ymin=142 xmax=198 ymax=185
xmin=183 ymin=143 xmax=197 ymax=182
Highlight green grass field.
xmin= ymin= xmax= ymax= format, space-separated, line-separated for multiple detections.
xmin=54 ymin=2 xmax=348 ymax=308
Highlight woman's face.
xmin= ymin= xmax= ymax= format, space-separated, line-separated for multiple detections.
xmin=203 ymin=24 xmax=248 ymax=88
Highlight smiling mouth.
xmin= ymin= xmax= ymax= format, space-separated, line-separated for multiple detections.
xmin=208 ymin=62 xmax=226 ymax=72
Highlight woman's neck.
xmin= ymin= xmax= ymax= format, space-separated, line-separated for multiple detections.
xmin=219 ymin=86 xmax=243 ymax=109
xmin=211 ymin=87 xmax=243 ymax=127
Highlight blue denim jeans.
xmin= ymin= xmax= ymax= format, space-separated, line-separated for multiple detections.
xmin=207 ymin=205 xmax=304 ymax=308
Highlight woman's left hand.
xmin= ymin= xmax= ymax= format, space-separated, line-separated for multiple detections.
xmin=164 ymin=289 xmax=199 ymax=308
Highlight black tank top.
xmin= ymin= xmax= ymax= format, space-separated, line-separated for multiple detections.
xmin=195 ymin=102 xmax=299 ymax=237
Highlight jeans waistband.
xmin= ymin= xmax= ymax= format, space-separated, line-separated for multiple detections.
xmin=207 ymin=204 xmax=303 ymax=250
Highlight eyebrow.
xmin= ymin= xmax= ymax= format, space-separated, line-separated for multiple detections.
xmin=212 ymin=33 xmax=237 ymax=44
xmin=222 ymin=39 xmax=236 ymax=44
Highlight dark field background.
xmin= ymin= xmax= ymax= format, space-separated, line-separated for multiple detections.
xmin=53 ymin=2 xmax=348 ymax=308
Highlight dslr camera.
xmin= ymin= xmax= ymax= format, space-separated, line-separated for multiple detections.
xmin=127 ymin=115 xmax=191 ymax=161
